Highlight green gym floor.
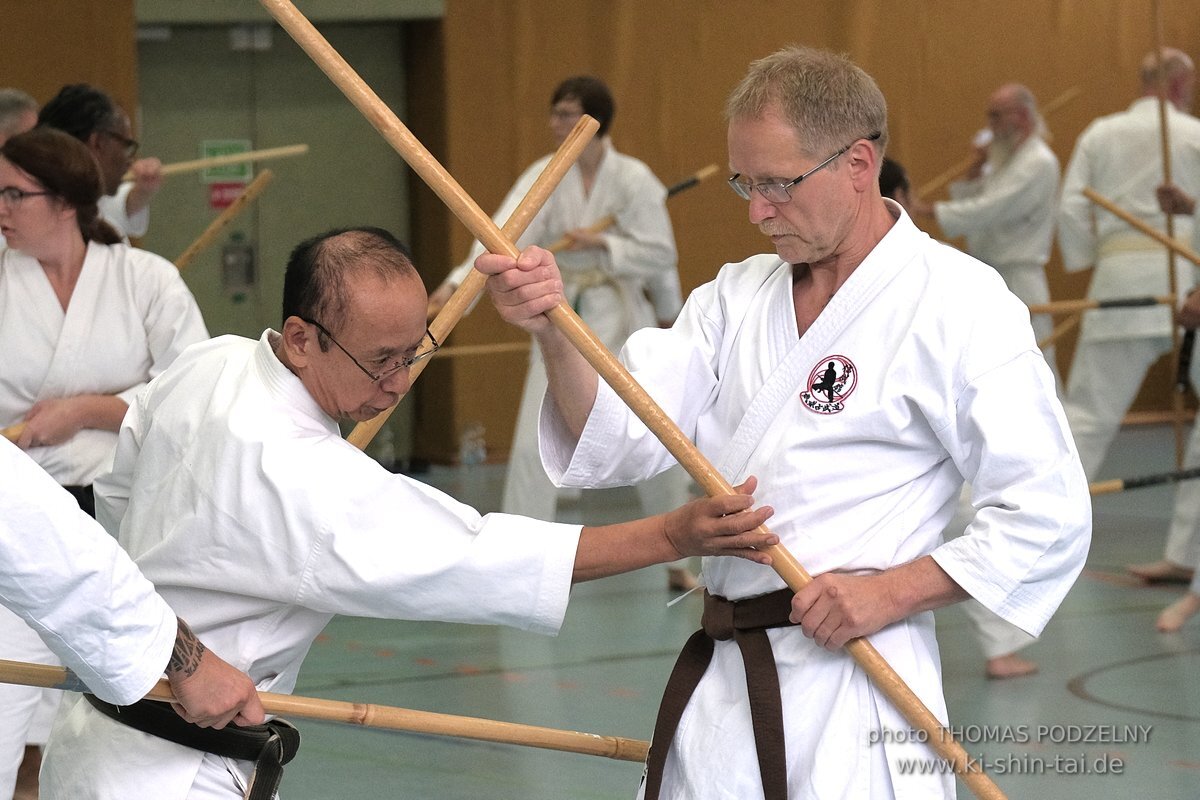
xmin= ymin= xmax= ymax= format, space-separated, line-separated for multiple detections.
xmin=280 ymin=424 xmax=1200 ymax=799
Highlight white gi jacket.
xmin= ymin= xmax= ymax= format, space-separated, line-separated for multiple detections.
xmin=935 ymin=135 xmax=1060 ymax=272
xmin=1058 ymin=96 xmax=1200 ymax=340
xmin=0 ymin=242 xmax=208 ymax=485
xmin=98 ymin=182 xmax=150 ymax=242
xmin=0 ymin=438 xmax=175 ymax=703
xmin=540 ymin=204 xmax=1091 ymax=799
xmin=447 ymin=140 xmax=681 ymax=328
xmin=41 ymin=332 xmax=582 ymax=800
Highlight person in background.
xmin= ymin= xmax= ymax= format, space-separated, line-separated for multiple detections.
xmin=38 ymin=83 xmax=164 ymax=241
xmin=428 ymin=76 xmax=698 ymax=591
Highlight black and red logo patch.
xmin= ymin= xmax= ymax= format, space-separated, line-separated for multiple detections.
xmin=800 ymin=355 xmax=857 ymax=414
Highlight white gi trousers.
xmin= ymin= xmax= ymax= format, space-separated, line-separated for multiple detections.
xmin=996 ymin=260 xmax=1062 ymax=391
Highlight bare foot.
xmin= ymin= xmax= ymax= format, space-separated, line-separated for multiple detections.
xmin=1156 ymin=593 xmax=1200 ymax=633
xmin=985 ymin=653 xmax=1039 ymax=680
xmin=667 ymin=566 xmax=699 ymax=592
xmin=1127 ymin=560 xmax=1195 ymax=584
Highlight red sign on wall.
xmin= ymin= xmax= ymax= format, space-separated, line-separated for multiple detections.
xmin=209 ymin=182 xmax=246 ymax=210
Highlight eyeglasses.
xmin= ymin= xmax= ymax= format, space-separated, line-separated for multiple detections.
xmin=101 ymin=129 xmax=140 ymax=159
xmin=0 ymin=186 xmax=52 ymax=209
xmin=728 ymin=131 xmax=882 ymax=203
xmin=301 ymin=317 xmax=440 ymax=383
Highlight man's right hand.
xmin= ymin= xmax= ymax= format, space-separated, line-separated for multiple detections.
xmin=166 ymin=619 xmax=264 ymax=729
xmin=475 ymin=246 xmax=566 ymax=334
xmin=1156 ymin=183 xmax=1196 ymax=216
xmin=1179 ymin=288 xmax=1200 ymax=330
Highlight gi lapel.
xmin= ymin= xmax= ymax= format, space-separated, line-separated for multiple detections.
xmin=36 ymin=244 xmax=104 ymax=402
xmin=715 ymin=238 xmax=912 ymax=481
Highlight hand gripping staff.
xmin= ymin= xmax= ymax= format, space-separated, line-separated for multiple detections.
xmin=259 ymin=1 xmax=1006 ymax=796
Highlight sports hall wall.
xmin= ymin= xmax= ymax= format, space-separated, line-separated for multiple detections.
xmin=9 ymin=1 xmax=1199 ymax=465
xmin=434 ymin=0 xmax=1200 ymax=462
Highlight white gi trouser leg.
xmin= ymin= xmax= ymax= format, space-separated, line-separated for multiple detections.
xmin=501 ymin=345 xmax=562 ymax=520
xmin=0 ymin=604 xmax=62 ymax=798
xmin=1061 ymin=334 xmax=1170 ymax=480
xmin=1163 ymin=407 xmax=1200 ymax=568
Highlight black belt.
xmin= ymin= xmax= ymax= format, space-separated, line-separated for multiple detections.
xmin=644 ymin=588 xmax=797 ymax=800
xmin=85 ymin=695 xmax=300 ymax=800
xmin=61 ymin=484 xmax=95 ymax=518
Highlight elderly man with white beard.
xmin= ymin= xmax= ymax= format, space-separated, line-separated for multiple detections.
xmin=926 ymin=83 xmax=1062 ymax=388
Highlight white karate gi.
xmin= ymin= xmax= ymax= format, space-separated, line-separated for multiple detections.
xmin=1057 ymin=96 xmax=1200 ymax=479
xmin=97 ymin=182 xmax=150 ymax=242
xmin=539 ymin=204 xmax=1091 ymax=799
xmin=936 ymin=134 xmax=1062 ymax=387
xmin=41 ymin=331 xmax=582 ymax=800
xmin=0 ymin=241 xmax=206 ymax=764
xmin=1164 ymin=213 xmax=1200 ymax=574
xmin=447 ymin=141 xmax=689 ymax=520
xmin=0 ymin=439 xmax=176 ymax=797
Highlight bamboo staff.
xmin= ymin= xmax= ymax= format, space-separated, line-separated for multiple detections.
xmin=0 ymin=659 xmax=648 ymax=762
xmin=1091 ymin=466 xmax=1200 ymax=496
xmin=346 ymin=116 xmax=599 ymax=450
xmin=544 ymin=164 xmax=719 ymax=252
xmin=1 ymin=423 xmax=24 ymax=443
xmin=174 ymin=170 xmax=276 ymax=271
xmin=1150 ymin=5 xmax=1187 ymax=467
xmin=917 ymin=85 xmax=1081 ymax=199
xmin=261 ymin=2 xmax=1005 ymax=796
xmin=1083 ymin=188 xmax=1200 ymax=265
xmin=1028 ymin=295 xmax=1174 ymax=317
xmin=123 ymin=144 xmax=309 ymax=181
xmin=1038 ymin=314 xmax=1081 ymax=350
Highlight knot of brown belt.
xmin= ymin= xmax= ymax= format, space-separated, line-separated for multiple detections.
xmin=643 ymin=587 xmax=798 ymax=799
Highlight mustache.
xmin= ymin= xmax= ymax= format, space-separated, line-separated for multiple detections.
xmin=759 ymin=225 xmax=796 ymax=237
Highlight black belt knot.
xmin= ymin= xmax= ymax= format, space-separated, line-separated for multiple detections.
xmin=644 ymin=588 xmax=798 ymax=800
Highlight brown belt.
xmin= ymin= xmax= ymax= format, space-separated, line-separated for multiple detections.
xmin=643 ymin=588 xmax=797 ymax=800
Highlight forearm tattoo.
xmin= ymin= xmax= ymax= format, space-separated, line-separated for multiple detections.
xmin=169 ymin=618 xmax=207 ymax=678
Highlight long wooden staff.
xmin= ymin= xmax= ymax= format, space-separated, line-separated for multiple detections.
xmin=345 ymin=116 xmax=599 ymax=449
xmin=917 ymin=85 xmax=1081 ymax=199
xmin=174 ymin=170 xmax=276 ymax=271
xmin=123 ymin=144 xmax=308 ymax=181
xmin=434 ymin=341 xmax=531 ymax=360
xmin=1029 ymin=295 xmax=1175 ymax=316
xmin=1090 ymin=465 xmax=1200 ymax=496
xmin=0 ymin=659 xmax=648 ymax=762
xmin=1 ymin=423 xmax=24 ymax=443
xmin=1083 ymin=187 xmax=1200 ymax=264
xmin=261 ymin=1 xmax=1005 ymax=797
xmin=544 ymin=164 xmax=719 ymax=252
xmin=1150 ymin=5 xmax=1187 ymax=467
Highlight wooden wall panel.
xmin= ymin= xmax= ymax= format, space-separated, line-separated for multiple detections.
xmin=1 ymin=0 xmax=138 ymax=125
xmin=431 ymin=0 xmax=1200 ymax=459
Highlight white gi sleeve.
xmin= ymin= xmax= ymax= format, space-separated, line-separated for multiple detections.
xmin=0 ymin=439 xmax=175 ymax=705
xmin=1057 ymin=126 xmax=1100 ymax=272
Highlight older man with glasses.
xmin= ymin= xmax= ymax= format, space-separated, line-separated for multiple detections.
xmin=40 ymin=225 xmax=780 ymax=799
xmin=38 ymin=83 xmax=164 ymax=242
xmin=478 ymin=46 xmax=1090 ymax=799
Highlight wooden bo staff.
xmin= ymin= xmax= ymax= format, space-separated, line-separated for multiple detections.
xmin=1082 ymin=187 xmax=1200 ymax=266
xmin=174 ymin=170 xmax=276 ymax=271
xmin=1028 ymin=295 xmax=1174 ymax=317
xmin=1090 ymin=466 xmax=1200 ymax=496
xmin=0 ymin=659 xmax=649 ymax=763
xmin=1149 ymin=6 xmax=1187 ymax=468
xmin=1038 ymin=313 xmax=1081 ymax=350
xmin=260 ymin=1 xmax=1006 ymax=797
xmin=543 ymin=164 xmax=719 ymax=252
xmin=1 ymin=422 xmax=24 ymax=443
xmin=123 ymin=144 xmax=309 ymax=181
xmin=345 ymin=115 xmax=600 ymax=450
xmin=917 ymin=85 xmax=1081 ymax=199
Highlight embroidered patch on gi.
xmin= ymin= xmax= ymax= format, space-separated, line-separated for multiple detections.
xmin=800 ymin=355 xmax=857 ymax=414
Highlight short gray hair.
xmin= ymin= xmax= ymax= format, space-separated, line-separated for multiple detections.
xmin=725 ymin=46 xmax=888 ymax=158
xmin=0 ymin=88 xmax=37 ymax=140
